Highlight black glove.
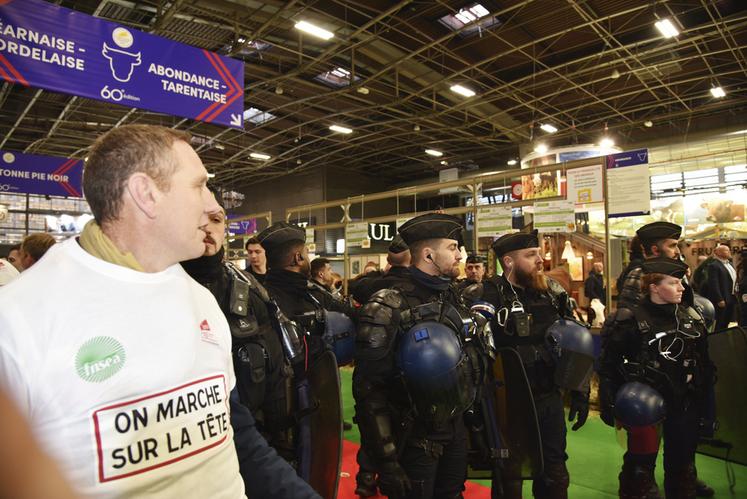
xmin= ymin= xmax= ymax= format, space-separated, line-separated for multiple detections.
xmin=568 ymin=390 xmax=589 ymax=431
xmin=597 ymin=379 xmax=616 ymax=427
xmin=378 ymin=460 xmax=411 ymax=498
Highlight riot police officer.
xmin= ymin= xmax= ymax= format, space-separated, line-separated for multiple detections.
xmin=180 ymin=194 xmax=319 ymax=499
xmin=598 ymin=257 xmax=715 ymax=499
xmin=483 ymin=230 xmax=591 ymax=499
xmin=351 ymin=234 xmax=411 ymax=305
xmin=457 ymin=254 xmax=486 ymax=306
xmin=353 ymin=213 xmax=491 ymax=499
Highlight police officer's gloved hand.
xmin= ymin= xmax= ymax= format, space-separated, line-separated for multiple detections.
xmin=378 ymin=460 xmax=411 ymax=498
xmin=568 ymin=390 xmax=589 ymax=431
xmin=597 ymin=379 xmax=616 ymax=427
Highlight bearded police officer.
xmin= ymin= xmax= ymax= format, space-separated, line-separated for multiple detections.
xmin=482 ymin=230 xmax=592 ymax=499
xmin=353 ymin=213 xmax=491 ymax=499
xmin=598 ymin=257 xmax=715 ymax=499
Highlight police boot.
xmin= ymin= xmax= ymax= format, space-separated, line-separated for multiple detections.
xmin=355 ymin=471 xmax=377 ymax=497
xmin=532 ymin=463 xmax=569 ymax=499
xmin=663 ymin=463 xmax=697 ymax=499
xmin=619 ymin=463 xmax=656 ymax=499
xmin=695 ymin=479 xmax=714 ymax=498
xmin=493 ymin=479 xmax=523 ymax=499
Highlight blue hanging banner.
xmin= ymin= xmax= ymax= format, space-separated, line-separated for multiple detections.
xmin=605 ymin=148 xmax=649 ymax=169
xmin=0 ymin=150 xmax=83 ymax=197
xmin=0 ymin=0 xmax=245 ymax=129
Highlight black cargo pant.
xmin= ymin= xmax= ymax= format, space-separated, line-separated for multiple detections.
xmin=396 ymin=415 xmax=468 ymax=499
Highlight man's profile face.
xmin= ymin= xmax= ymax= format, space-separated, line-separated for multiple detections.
xmin=430 ymin=238 xmax=462 ymax=278
xmin=653 ymin=238 xmax=680 ymax=259
xmin=298 ymin=245 xmax=311 ymax=277
xmin=465 ymin=262 xmax=485 ymax=282
xmin=203 ymin=202 xmax=226 ymax=257
xmin=156 ymin=141 xmax=219 ymax=263
xmin=505 ymin=247 xmax=546 ymax=290
xmin=7 ymin=249 xmax=22 ymax=272
xmin=246 ymin=243 xmax=266 ymax=269
xmin=320 ymin=263 xmax=334 ymax=285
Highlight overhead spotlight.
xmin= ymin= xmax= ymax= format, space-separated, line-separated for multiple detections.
xmin=440 ymin=160 xmax=448 ymax=166
xmin=655 ymin=18 xmax=679 ymax=38
xmin=356 ymin=86 xmax=370 ymax=95
xmin=449 ymin=84 xmax=476 ymax=98
xmin=540 ymin=123 xmax=558 ymax=134
xmin=507 ymin=159 xmax=517 ymax=166
xmin=249 ymin=152 xmax=271 ymax=160
xmin=275 ymin=86 xmax=283 ymax=95
xmin=425 ymin=149 xmax=443 ymax=157
xmin=294 ymin=20 xmax=334 ymax=40
xmin=329 ymin=124 xmax=353 ymax=134
xmin=413 ymin=124 xmax=421 ymax=132
xmin=534 ymin=143 xmax=548 ymax=154
xmin=237 ymin=36 xmax=247 ymax=44
xmin=710 ymin=86 xmax=726 ymax=98
xmin=296 ymin=159 xmax=302 ymax=165
xmin=207 ymin=173 xmax=216 ymax=178
xmin=611 ymin=69 xmax=621 ymax=79
xmin=599 ymin=137 xmax=615 ymax=149
xmin=644 ymin=120 xmax=653 ymax=128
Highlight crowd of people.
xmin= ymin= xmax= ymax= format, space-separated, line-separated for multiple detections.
xmin=0 ymin=124 xmax=743 ymax=499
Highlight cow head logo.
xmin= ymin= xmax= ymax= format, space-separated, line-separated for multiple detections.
xmin=102 ymin=43 xmax=141 ymax=82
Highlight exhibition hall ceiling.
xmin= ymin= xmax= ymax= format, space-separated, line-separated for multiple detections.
xmin=1 ymin=0 xmax=746 ymax=188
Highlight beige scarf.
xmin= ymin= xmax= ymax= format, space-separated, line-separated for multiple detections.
xmin=79 ymin=220 xmax=144 ymax=272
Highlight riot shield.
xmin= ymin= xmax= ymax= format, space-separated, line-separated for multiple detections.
xmin=469 ymin=347 xmax=543 ymax=481
xmin=297 ymin=350 xmax=343 ymax=498
xmin=697 ymin=326 xmax=747 ymax=466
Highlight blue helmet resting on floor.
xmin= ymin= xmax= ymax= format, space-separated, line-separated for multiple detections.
xmin=545 ymin=319 xmax=595 ymax=391
xmin=322 ymin=310 xmax=355 ymax=366
xmin=397 ymin=321 xmax=475 ymax=423
xmin=614 ymin=381 xmax=666 ymax=427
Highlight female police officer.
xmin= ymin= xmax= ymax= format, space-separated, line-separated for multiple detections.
xmin=598 ymin=257 xmax=715 ymax=499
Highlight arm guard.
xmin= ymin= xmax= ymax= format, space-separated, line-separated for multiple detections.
xmin=596 ymin=308 xmax=636 ymax=385
xmin=617 ymin=267 xmax=643 ymax=310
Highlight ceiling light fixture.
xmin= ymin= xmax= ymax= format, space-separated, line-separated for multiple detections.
xmin=440 ymin=160 xmax=448 ymax=166
xmin=644 ymin=120 xmax=653 ymax=128
xmin=710 ymin=86 xmax=726 ymax=98
xmin=329 ymin=124 xmax=353 ymax=134
xmin=540 ymin=123 xmax=558 ymax=134
xmin=294 ymin=20 xmax=334 ymax=40
xmin=655 ymin=18 xmax=679 ymax=38
xmin=449 ymin=84 xmax=476 ymax=97
xmin=599 ymin=137 xmax=615 ymax=149
xmin=425 ymin=149 xmax=443 ymax=157
xmin=507 ymin=159 xmax=517 ymax=166
xmin=207 ymin=173 xmax=216 ymax=178
xmin=249 ymin=152 xmax=271 ymax=160
xmin=534 ymin=143 xmax=548 ymax=154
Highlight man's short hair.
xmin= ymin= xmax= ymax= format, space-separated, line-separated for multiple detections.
xmin=266 ymin=240 xmax=305 ymax=270
xmin=83 ymin=125 xmax=191 ymax=224
xmin=245 ymin=237 xmax=261 ymax=250
xmin=310 ymin=257 xmax=330 ymax=278
xmin=408 ymin=238 xmax=439 ymax=264
xmin=21 ymin=233 xmax=56 ymax=262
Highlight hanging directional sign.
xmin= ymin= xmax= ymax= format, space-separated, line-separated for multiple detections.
xmin=0 ymin=0 xmax=245 ymax=129
xmin=0 ymin=150 xmax=82 ymax=197
xmin=606 ymin=148 xmax=651 ymax=217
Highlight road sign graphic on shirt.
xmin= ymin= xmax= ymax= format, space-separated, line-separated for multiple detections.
xmin=75 ymin=336 xmax=127 ymax=383
xmin=91 ymin=374 xmax=230 ymax=482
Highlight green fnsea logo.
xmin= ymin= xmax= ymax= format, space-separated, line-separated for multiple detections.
xmin=75 ymin=336 xmax=126 ymax=383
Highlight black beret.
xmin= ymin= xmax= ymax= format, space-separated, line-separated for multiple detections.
xmin=465 ymin=254 xmax=485 ymax=264
xmin=388 ymin=234 xmax=409 ymax=254
xmin=641 ymin=256 xmax=689 ymax=278
xmin=398 ymin=213 xmax=464 ymax=246
xmin=636 ymin=222 xmax=681 ymax=246
xmin=491 ymin=229 xmax=539 ymax=258
xmin=256 ymin=222 xmax=305 ymax=252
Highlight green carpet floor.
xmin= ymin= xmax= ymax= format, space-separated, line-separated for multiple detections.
xmin=339 ymin=367 xmax=747 ymax=498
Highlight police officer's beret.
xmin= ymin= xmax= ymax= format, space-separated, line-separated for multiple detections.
xmin=465 ymin=254 xmax=485 ymax=265
xmin=388 ymin=234 xmax=409 ymax=254
xmin=636 ymin=221 xmax=681 ymax=246
xmin=398 ymin=213 xmax=464 ymax=246
xmin=256 ymin=222 xmax=305 ymax=252
xmin=491 ymin=230 xmax=539 ymax=258
xmin=641 ymin=256 xmax=689 ymax=278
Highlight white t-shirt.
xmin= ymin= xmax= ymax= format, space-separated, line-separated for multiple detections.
xmin=0 ymin=239 xmax=245 ymax=498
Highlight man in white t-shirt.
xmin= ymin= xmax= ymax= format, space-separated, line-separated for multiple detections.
xmin=0 ymin=125 xmax=300 ymax=498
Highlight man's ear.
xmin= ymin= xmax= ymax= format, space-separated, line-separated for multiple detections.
xmin=126 ymin=173 xmax=159 ymax=219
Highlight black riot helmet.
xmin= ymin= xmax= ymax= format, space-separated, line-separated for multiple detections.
xmin=693 ymin=293 xmax=715 ymax=333
xmin=614 ymin=381 xmax=666 ymax=427
xmin=545 ymin=319 xmax=595 ymax=391
xmin=397 ymin=321 xmax=475 ymax=423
